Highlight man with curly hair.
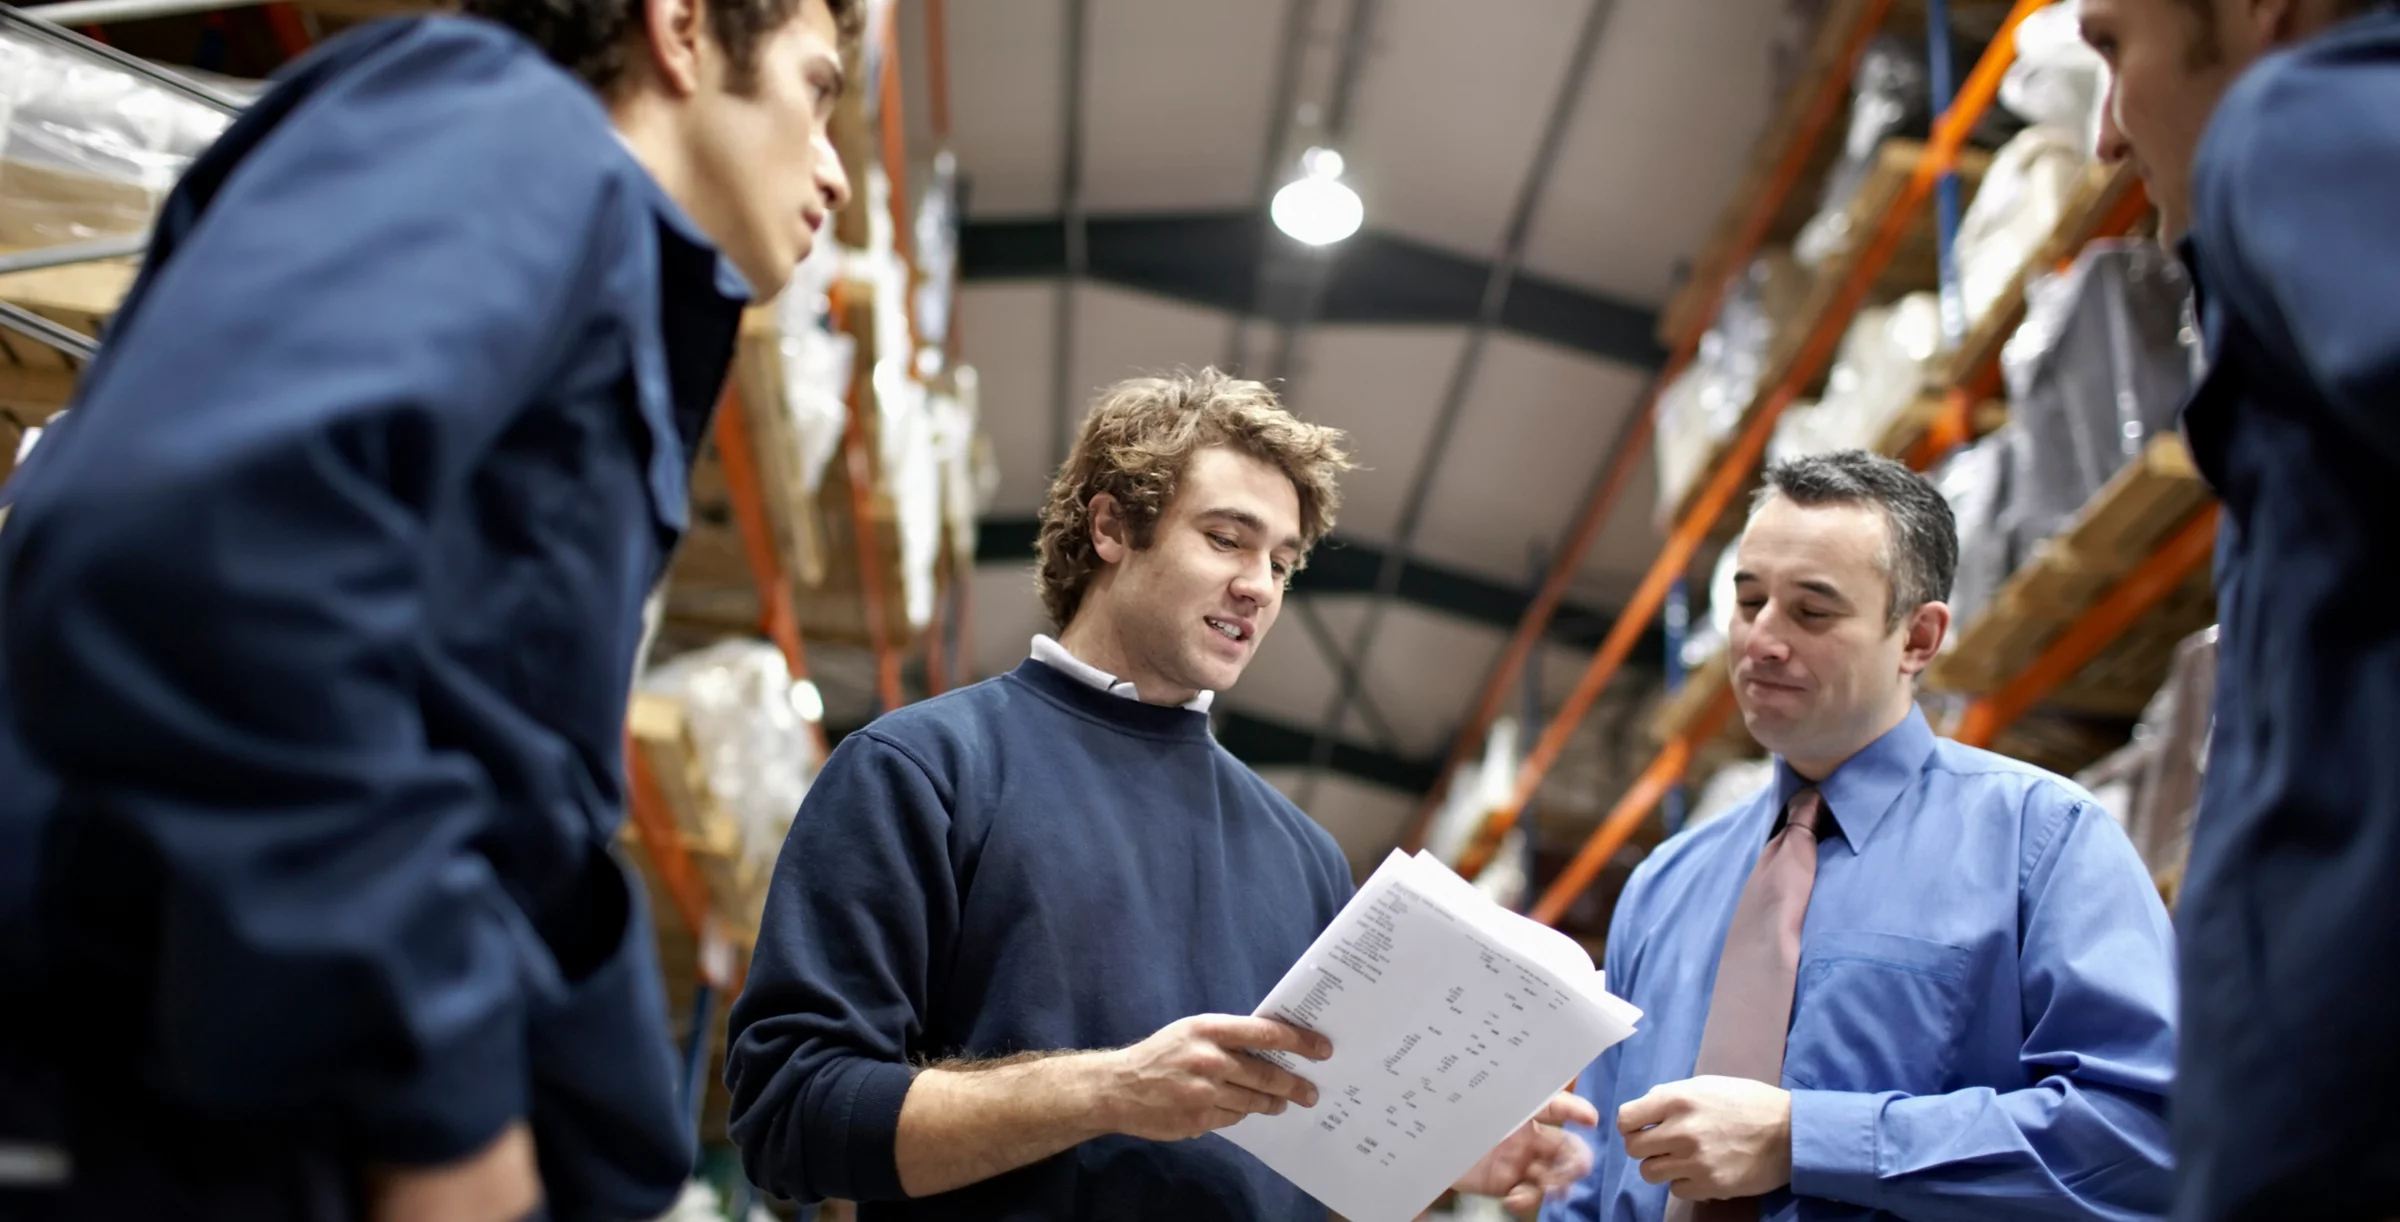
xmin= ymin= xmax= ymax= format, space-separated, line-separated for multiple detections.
xmin=0 ymin=0 xmax=852 ymax=1218
xmin=726 ymin=369 xmax=1600 ymax=1220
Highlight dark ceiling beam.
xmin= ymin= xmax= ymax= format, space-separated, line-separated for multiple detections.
xmin=1213 ymin=708 xmax=1440 ymax=794
xmin=972 ymin=516 xmax=1664 ymax=660
xmin=960 ymin=212 xmax=1668 ymax=372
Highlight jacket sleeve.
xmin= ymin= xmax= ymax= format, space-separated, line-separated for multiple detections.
xmin=724 ymin=730 xmax=961 ymax=1204
xmin=1787 ymin=797 xmax=2178 ymax=1221
xmin=2192 ymin=27 xmax=2400 ymax=468
xmin=0 ymin=26 xmax=613 ymax=1166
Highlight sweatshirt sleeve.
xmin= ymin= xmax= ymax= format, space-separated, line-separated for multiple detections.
xmin=0 ymin=25 xmax=612 ymax=1166
xmin=724 ymin=730 xmax=963 ymax=1204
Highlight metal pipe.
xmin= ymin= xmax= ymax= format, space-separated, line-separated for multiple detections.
xmin=0 ymin=3 xmax=248 ymax=113
xmin=1661 ymin=575 xmax=1689 ymax=833
xmin=1395 ymin=0 xmax=1901 ymax=856
xmin=0 ymin=302 xmax=98 ymax=362
xmin=1048 ymin=0 xmax=1089 ymax=469
xmin=1300 ymin=0 xmax=1623 ymax=791
xmin=1926 ymin=0 xmax=1968 ymax=347
xmin=0 ymin=235 xmax=147 ymax=277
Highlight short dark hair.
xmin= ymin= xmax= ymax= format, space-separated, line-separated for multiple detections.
xmin=1753 ymin=449 xmax=1957 ymax=630
xmin=463 ymin=0 xmax=863 ymax=96
xmin=2169 ymin=0 xmax=2386 ymax=63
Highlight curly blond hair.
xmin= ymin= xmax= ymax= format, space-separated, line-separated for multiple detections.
xmin=1036 ymin=368 xmax=1354 ymax=628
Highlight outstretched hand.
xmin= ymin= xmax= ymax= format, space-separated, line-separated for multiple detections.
xmin=1453 ymin=1091 xmax=1599 ymax=1214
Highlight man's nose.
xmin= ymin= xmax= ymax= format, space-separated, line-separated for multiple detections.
xmin=2095 ymin=82 xmax=2132 ymax=165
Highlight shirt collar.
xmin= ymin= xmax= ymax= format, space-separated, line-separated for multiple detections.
xmin=1771 ymin=703 xmax=1936 ymax=851
xmin=1029 ymin=635 xmax=1215 ymax=714
xmin=607 ymin=128 xmax=756 ymax=303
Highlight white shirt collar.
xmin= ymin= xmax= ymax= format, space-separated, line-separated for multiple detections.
xmin=1029 ymin=635 xmax=1215 ymax=714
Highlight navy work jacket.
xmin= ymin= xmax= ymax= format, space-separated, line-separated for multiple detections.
xmin=2172 ymin=8 xmax=2400 ymax=1222
xmin=0 ymin=15 xmax=747 ymax=1219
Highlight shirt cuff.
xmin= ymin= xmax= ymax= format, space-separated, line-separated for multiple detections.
xmin=819 ymin=1056 xmax=918 ymax=1202
xmin=1788 ymin=1088 xmax=1886 ymax=1207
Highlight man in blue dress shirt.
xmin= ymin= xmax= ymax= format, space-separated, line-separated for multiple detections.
xmin=2075 ymin=2 xmax=2400 ymax=1218
xmin=1544 ymin=451 xmax=2178 ymax=1222
xmin=0 ymin=0 xmax=852 ymax=1218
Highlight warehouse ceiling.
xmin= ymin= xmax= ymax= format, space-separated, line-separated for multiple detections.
xmin=844 ymin=0 xmax=1803 ymax=872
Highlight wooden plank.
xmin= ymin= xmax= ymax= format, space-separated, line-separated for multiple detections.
xmin=0 ymin=364 xmax=79 ymax=421
xmin=0 ymin=256 xmax=135 ymax=320
xmin=1927 ymin=434 xmax=2212 ymax=695
xmin=1646 ymin=646 xmax=1754 ymax=753
xmin=1871 ymin=393 xmax=2006 ymax=460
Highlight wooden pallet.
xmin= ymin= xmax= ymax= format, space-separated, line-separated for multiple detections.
xmin=1928 ymin=433 xmax=2214 ymax=696
xmin=625 ymin=690 xmax=772 ymax=945
xmin=1872 ymin=392 xmax=2007 ymax=461
xmin=1669 ymin=138 xmax=1994 ymax=532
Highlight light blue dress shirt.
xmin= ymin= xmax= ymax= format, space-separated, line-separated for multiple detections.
xmin=1544 ymin=706 xmax=2176 ymax=1221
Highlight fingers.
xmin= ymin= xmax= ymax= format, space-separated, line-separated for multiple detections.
xmin=1535 ymin=1091 xmax=1600 ymax=1129
xmin=1212 ymin=1082 xmax=1289 ymax=1118
xmin=1194 ymin=1015 xmax=1334 ymax=1060
xmin=1218 ymin=1050 xmax=1321 ymax=1107
xmin=1638 ymin=1154 xmax=1697 ymax=1187
xmin=1503 ymin=1184 xmax=1545 ymax=1215
xmin=1616 ymin=1082 xmax=1684 ymax=1134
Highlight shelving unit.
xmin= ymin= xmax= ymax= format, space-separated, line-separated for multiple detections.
xmin=1396 ymin=0 xmax=2214 ymax=927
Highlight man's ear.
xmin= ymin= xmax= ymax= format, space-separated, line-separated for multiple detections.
xmin=1898 ymin=600 xmax=1952 ymax=678
xmin=1088 ymin=494 xmax=1131 ymax=565
xmin=637 ymin=0 xmax=708 ymax=97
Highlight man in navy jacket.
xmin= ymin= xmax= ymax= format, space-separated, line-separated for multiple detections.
xmin=0 ymin=0 xmax=853 ymax=1217
xmin=2077 ymin=1 xmax=2400 ymax=1219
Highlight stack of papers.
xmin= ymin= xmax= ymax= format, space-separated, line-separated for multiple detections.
xmin=1224 ymin=850 xmax=1643 ymax=1222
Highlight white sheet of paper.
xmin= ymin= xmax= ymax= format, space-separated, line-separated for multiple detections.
xmin=1221 ymin=851 xmax=1642 ymax=1222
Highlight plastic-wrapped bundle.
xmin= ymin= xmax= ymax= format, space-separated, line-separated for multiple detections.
xmin=1999 ymin=0 xmax=2108 ymax=156
xmin=1796 ymin=36 xmax=1930 ymax=269
xmin=1685 ymin=758 xmax=1777 ymax=833
xmin=1998 ymin=239 xmax=2195 ymax=555
xmin=2074 ymin=625 xmax=2217 ymax=887
xmin=638 ymin=640 xmax=824 ymax=876
xmin=1929 ymin=433 xmax=2013 ymax=633
xmin=0 ymin=30 xmax=254 ymax=245
xmin=1784 ymin=293 xmax=1942 ymax=460
xmin=1952 ymin=125 xmax=2091 ymax=332
xmin=1653 ymin=253 xmax=1809 ymax=521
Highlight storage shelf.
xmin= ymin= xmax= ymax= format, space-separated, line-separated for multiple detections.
xmin=1928 ymin=434 xmax=2213 ymax=699
xmin=1667 ymin=137 xmax=1995 ymax=534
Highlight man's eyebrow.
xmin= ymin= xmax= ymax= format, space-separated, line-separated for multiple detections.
xmin=1797 ymin=579 xmax=1853 ymax=604
xmin=1198 ymin=508 xmax=1303 ymax=555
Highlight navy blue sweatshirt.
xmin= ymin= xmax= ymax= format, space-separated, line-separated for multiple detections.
xmin=725 ymin=658 xmax=1355 ymax=1220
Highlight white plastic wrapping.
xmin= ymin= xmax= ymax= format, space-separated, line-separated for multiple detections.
xmin=1953 ymin=126 xmax=2091 ymax=334
xmin=1653 ymin=253 xmax=1808 ymax=522
xmin=0 ymin=30 xmax=252 ymax=245
xmin=2000 ymin=0 xmax=2108 ymax=153
xmin=1766 ymin=292 xmax=1941 ymax=464
xmin=638 ymin=640 xmax=823 ymax=876
xmin=1685 ymin=758 xmax=1776 ymax=834
xmin=1929 ymin=433 xmax=2013 ymax=633
xmin=1999 ymin=239 xmax=2195 ymax=553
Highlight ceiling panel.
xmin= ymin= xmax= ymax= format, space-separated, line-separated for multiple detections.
xmin=1276 ymin=325 xmax=1468 ymax=545
xmin=941 ymin=0 xmax=1070 ymax=216
xmin=956 ymin=281 xmax=1062 ymax=515
xmin=1339 ymin=0 xmax=1589 ymax=263
xmin=1079 ymin=0 xmax=1285 ymax=212
xmin=1520 ymin=0 xmax=1787 ymax=303
xmin=1406 ymin=334 xmax=1651 ymax=587
xmin=1069 ymin=284 xmax=1241 ymax=418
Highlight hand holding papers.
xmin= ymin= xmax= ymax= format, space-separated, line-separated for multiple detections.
xmin=1222 ymin=850 xmax=1643 ymax=1222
